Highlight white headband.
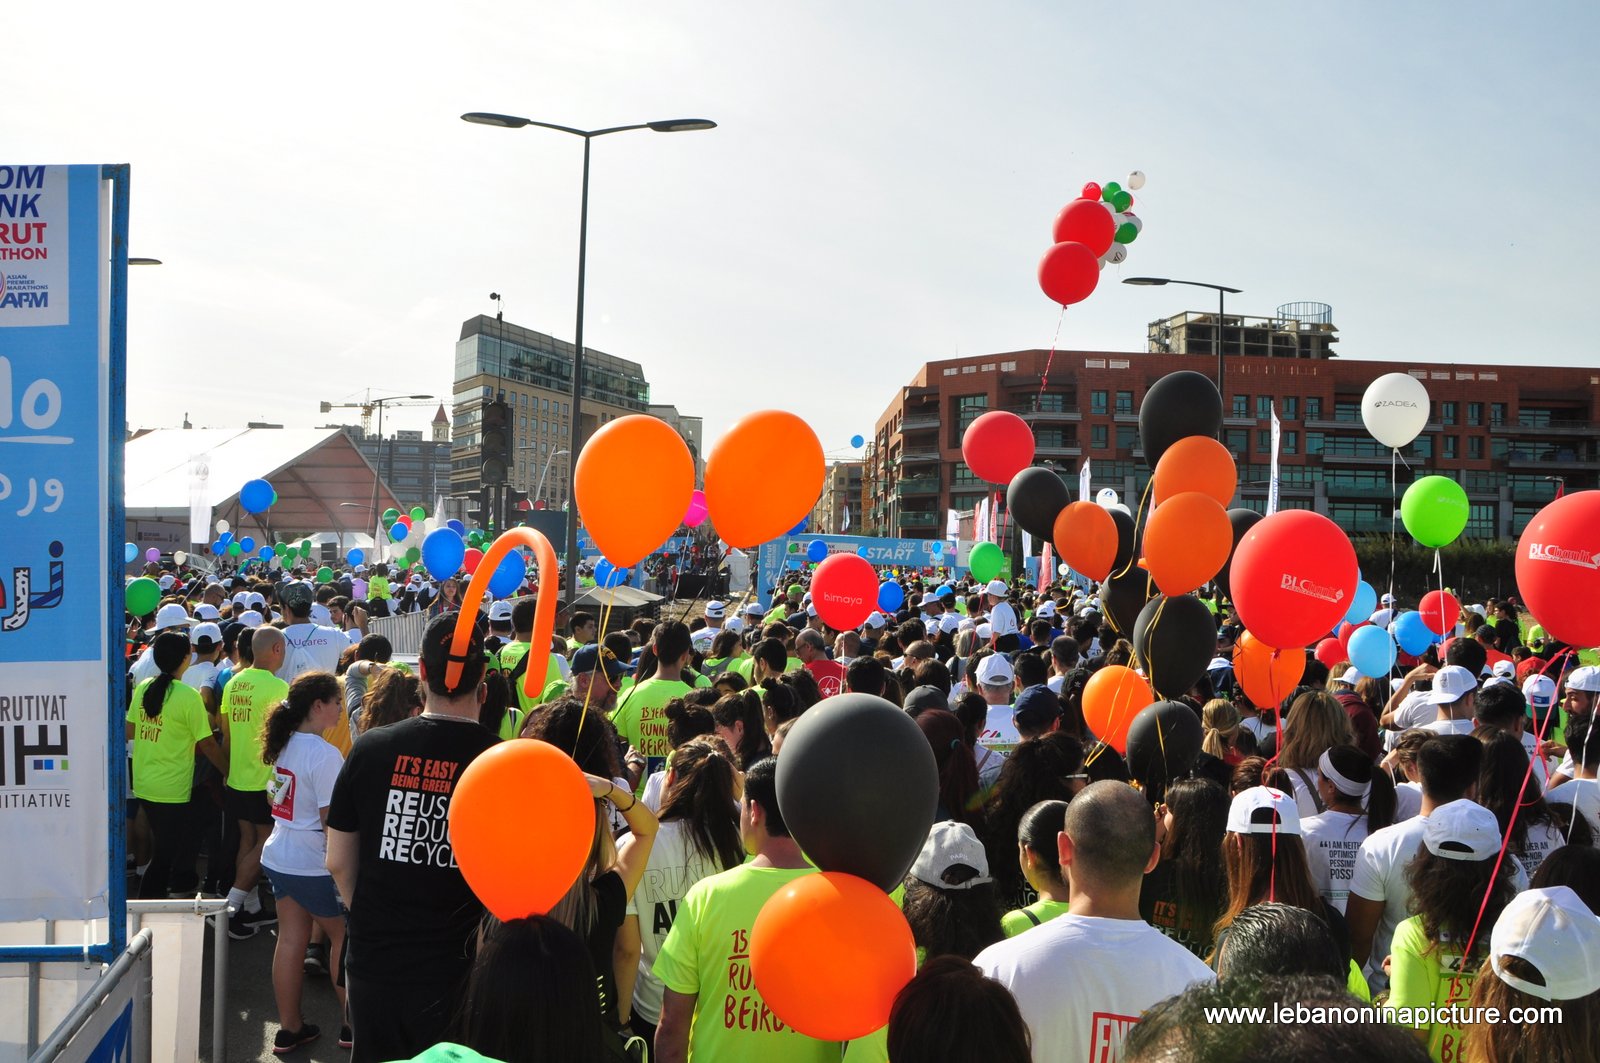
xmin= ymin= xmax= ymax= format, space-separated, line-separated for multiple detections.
xmin=1319 ymin=749 xmax=1371 ymax=799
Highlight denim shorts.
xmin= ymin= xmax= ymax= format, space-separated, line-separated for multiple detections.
xmin=265 ymin=868 xmax=344 ymax=919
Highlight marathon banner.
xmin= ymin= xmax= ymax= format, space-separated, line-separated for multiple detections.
xmin=0 ymin=165 xmax=113 ymax=921
xmin=755 ymin=535 xmax=953 ymax=610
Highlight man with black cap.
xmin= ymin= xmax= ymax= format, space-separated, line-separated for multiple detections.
xmin=327 ymin=612 xmax=498 ymax=1063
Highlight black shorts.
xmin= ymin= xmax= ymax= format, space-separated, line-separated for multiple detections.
xmin=224 ymin=786 xmax=272 ymax=826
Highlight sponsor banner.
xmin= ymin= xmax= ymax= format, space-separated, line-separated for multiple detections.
xmin=755 ymin=535 xmax=952 ymax=610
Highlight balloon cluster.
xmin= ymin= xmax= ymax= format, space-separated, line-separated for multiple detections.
xmin=1037 ymin=171 xmax=1147 ymax=307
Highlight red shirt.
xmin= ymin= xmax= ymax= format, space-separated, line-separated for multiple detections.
xmin=804 ymin=659 xmax=846 ymax=699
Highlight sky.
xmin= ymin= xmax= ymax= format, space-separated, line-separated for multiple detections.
xmin=9 ymin=1 xmax=1598 ymax=457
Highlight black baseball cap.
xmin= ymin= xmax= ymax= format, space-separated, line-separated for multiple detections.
xmin=1012 ymin=684 xmax=1061 ymax=731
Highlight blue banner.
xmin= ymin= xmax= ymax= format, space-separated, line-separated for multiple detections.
xmin=754 ymin=534 xmax=956 ymax=610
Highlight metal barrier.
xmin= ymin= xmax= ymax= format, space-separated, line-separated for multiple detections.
xmin=367 ymin=608 xmax=430 ymax=657
xmin=125 ymin=898 xmax=229 ymax=1063
xmin=29 ymin=929 xmax=152 ymax=1063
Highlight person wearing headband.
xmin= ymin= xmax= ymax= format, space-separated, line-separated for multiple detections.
xmin=1302 ymin=745 xmax=1397 ymax=915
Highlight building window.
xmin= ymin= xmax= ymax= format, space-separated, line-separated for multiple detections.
xmin=1441 ymin=401 xmax=1457 ymax=425
xmin=1283 ymin=431 xmax=1298 ymax=455
xmin=1492 ymin=437 xmax=1509 ymax=459
xmin=1116 ymin=425 xmax=1137 ymax=451
xmin=955 ymin=395 xmax=988 ymax=435
xmin=1414 ymin=435 xmax=1434 ymax=458
xmin=1443 ymin=435 xmax=1458 ymax=459
xmin=1000 ymin=360 xmax=1018 ymax=372
xmin=1036 ymin=392 xmax=1065 ymax=413
xmin=1490 ymin=403 xmax=1506 ymax=426
xmin=1257 ymin=429 xmax=1271 ymax=452
xmin=1468 ymin=435 xmax=1483 ymax=459
xmin=1467 ymin=402 xmax=1482 ymax=426
xmin=1091 ymin=390 xmax=1108 ymax=415
xmin=1115 ymin=390 xmax=1134 ymax=415
xmin=943 ymin=367 xmax=958 ymax=377
xmin=1232 ymin=395 xmax=1248 ymax=418
xmin=1334 ymin=401 xmax=1361 ymax=423
xmin=1091 ymin=425 xmax=1108 ymax=449
xmin=1256 ymin=396 xmax=1273 ymax=420
xmin=1305 ymin=432 xmax=1324 ymax=455
xmin=1305 ymin=397 xmax=1322 ymax=421
xmin=1282 ymin=397 xmax=1299 ymax=421
xmin=1225 ymin=428 xmax=1248 ymax=456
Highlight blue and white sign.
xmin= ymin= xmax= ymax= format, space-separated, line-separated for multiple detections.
xmin=755 ymin=534 xmax=955 ymax=610
xmin=0 ymin=164 xmax=119 ymax=926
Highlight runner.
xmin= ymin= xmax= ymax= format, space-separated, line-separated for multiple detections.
xmin=222 ymin=626 xmax=290 ymax=940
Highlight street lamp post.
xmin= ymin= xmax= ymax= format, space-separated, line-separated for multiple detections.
xmin=462 ymin=111 xmax=715 ymax=602
xmin=1123 ymin=277 xmax=1243 ymax=405
xmin=519 ymin=446 xmax=571 ymax=505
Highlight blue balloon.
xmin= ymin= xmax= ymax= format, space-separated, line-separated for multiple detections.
xmin=210 ymin=541 xmax=224 ymax=556
xmin=421 ymin=528 xmax=467 ymax=581
xmin=850 ymin=434 xmax=865 ymax=449
xmin=806 ymin=539 xmax=828 ymax=563
xmin=595 ymin=558 xmax=630 ymax=588
xmin=239 ymin=536 xmax=256 ymax=553
xmin=788 ymin=517 xmax=808 ymax=536
xmin=447 ymin=519 xmax=466 ymax=536
xmin=1344 ymin=580 xmax=1377 ymax=625
xmin=389 ymin=522 xmax=409 ymax=542
xmin=124 ymin=542 xmax=138 ymax=564
xmin=218 ymin=531 xmax=233 ymax=548
xmin=347 ymin=548 xmax=365 ymax=565
xmin=877 ymin=581 xmax=905 ymax=612
xmin=239 ymin=478 xmax=275 ymax=515
xmin=258 ymin=546 xmax=274 ymax=560
xmin=931 ymin=541 xmax=944 ymax=555
xmin=488 ymin=550 xmax=527 ymax=599
xmin=1392 ymin=611 xmax=1437 ymax=656
xmin=1348 ymin=625 xmax=1397 ymax=678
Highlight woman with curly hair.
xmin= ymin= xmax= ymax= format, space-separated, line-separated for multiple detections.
xmin=979 ymin=732 xmax=1086 ymax=911
xmin=1389 ymin=799 xmax=1520 ymax=1061
xmin=355 ymin=667 xmax=422 ymax=736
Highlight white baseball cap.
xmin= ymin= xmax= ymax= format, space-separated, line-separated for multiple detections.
xmin=864 ymin=612 xmax=887 ymax=630
xmin=309 ymin=603 xmax=334 ymax=626
xmin=984 ymin=579 xmax=1009 ymax=598
xmin=1380 ymin=593 xmax=1397 ymax=606
xmin=938 ymin=613 xmax=961 ymax=635
xmin=1424 ymin=799 xmax=1502 ymax=861
xmin=743 ymin=602 xmax=764 ymax=616
xmin=1490 ymin=886 xmax=1600 ymax=1001
xmin=806 ymin=604 xmax=818 ymax=618
xmin=909 ymin=821 xmax=992 ymax=890
xmin=191 ymin=622 xmax=223 ymax=648
xmin=488 ymin=601 xmax=514 ymax=623
xmin=1427 ymin=665 xmax=1478 ymax=705
xmin=1226 ymin=786 xmax=1301 ymax=836
xmin=193 ymin=604 xmax=222 ymax=621
xmin=725 ymin=616 xmax=746 ymax=634
xmin=1523 ymin=674 xmax=1557 ymax=713
xmin=975 ymin=654 xmax=1014 ymax=687
xmin=705 ymin=601 xmax=726 ymax=619
xmin=976 ymin=622 xmax=993 ymax=640
xmin=232 ymin=591 xmax=249 ymax=606
xmin=1036 ymin=601 xmax=1057 ymax=618
xmin=157 ymin=574 xmax=176 ymax=591
xmin=920 ymin=593 xmax=940 ymax=608
xmin=1338 ymin=667 xmax=1363 ymax=686
xmin=1568 ymin=666 xmax=1600 ymax=694
xmin=238 ymin=610 xmax=264 ymax=628
xmin=246 ymin=592 xmax=266 ymax=609
xmin=1492 ymin=659 xmax=1516 ymax=679
xmin=153 ymin=603 xmax=194 ymax=630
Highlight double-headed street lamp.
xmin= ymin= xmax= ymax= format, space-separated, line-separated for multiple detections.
xmin=462 ymin=111 xmax=716 ymax=602
xmin=1123 ymin=277 xmax=1243 ymax=401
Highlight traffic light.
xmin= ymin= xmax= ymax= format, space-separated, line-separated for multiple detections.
xmin=467 ymin=488 xmax=491 ymax=526
xmin=505 ymin=487 xmax=530 ymax=525
xmin=480 ymin=399 xmax=511 ymax=485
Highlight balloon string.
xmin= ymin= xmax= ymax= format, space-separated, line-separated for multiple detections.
xmin=1388 ymin=448 xmax=1398 ymax=612
xmin=1035 ymin=304 xmax=1068 ymax=412
xmin=573 ymin=581 xmax=620 ymax=753
xmin=1110 ymin=476 xmax=1156 ymax=584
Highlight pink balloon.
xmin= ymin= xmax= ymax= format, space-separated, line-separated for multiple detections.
xmin=144 ymin=548 xmax=161 ymax=562
xmin=684 ymin=489 xmax=708 ymax=528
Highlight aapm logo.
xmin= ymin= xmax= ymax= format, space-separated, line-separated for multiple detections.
xmin=1526 ymin=543 xmax=1600 ymax=571
xmin=1280 ymin=574 xmax=1347 ymax=605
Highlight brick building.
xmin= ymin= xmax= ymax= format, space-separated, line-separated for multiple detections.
xmin=867 ymin=308 xmax=1600 ymax=542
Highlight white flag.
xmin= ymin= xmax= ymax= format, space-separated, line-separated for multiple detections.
xmin=188 ymin=454 xmax=211 ymax=545
xmin=975 ymin=496 xmax=990 ymax=544
xmin=1078 ymin=458 xmax=1092 ymax=503
xmin=842 ymin=504 xmax=851 ymax=532
xmin=1267 ymin=404 xmax=1282 ymax=516
xmin=946 ymin=508 xmax=961 ymax=538
xmin=1021 ymin=529 xmax=1033 ymax=563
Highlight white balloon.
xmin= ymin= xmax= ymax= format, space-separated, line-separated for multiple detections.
xmin=1127 ymin=170 xmax=1147 ymax=190
xmin=1057 ymin=563 xmax=1070 ymax=576
xmin=216 ymin=519 xmax=230 ymax=534
xmin=1361 ymin=372 xmax=1431 ymax=449
xmin=173 ymin=551 xmax=188 ymax=565
xmin=1111 ymin=503 xmax=1132 ymax=517
xmin=1096 ymin=488 xmax=1120 ymax=507
xmin=1101 ymin=245 xmax=1128 ymax=266
xmin=1125 ymin=213 xmax=1144 ymax=234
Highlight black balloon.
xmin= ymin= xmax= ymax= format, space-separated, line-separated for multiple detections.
xmin=775 ymin=693 xmax=939 ymax=891
xmin=1124 ymin=700 xmax=1204 ymax=790
xmin=1216 ymin=508 xmax=1264 ymax=601
xmin=1006 ymin=467 xmax=1070 ymax=541
xmin=1109 ymin=506 xmax=1139 ymax=573
xmin=1132 ymin=594 xmax=1217 ymax=699
xmin=1099 ymin=568 xmax=1154 ymax=637
xmin=1138 ymin=371 xmax=1223 ymax=467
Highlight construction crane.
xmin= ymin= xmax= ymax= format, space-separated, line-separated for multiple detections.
xmin=318 ymin=391 xmax=436 ymax=435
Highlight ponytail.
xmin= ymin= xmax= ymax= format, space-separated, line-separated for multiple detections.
xmin=1320 ymin=744 xmax=1395 ymax=833
xmin=141 ymin=632 xmax=192 ymax=719
xmin=659 ymin=736 xmax=744 ymax=872
xmin=262 ymin=672 xmax=340 ymax=764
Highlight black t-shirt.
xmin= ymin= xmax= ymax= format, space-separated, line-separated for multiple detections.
xmin=587 ymin=870 xmax=628 ymax=1024
xmin=1139 ymin=861 xmax=1220 ymax=959
xmin=328 ymin=714 xmax=498 ymax=983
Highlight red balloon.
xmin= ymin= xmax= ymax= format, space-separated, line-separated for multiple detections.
xmin=1418 ymin=589 xmax=1461 ymax=636
xmin=1081 ymin=181 xmax=1102 ymax=200
xmin=1315 ymin=638 xmax=1345 ymax=670
xmin=396 ymin=514 xmax=412 ymax=527
xmin=463 ymin=547 xmax=484 ymax=574
xmin=1337 ymin=621 xmax=1368 ymax=655
xmin=1038 ymin=241 xmax=1100 ymax=306
xmin=961 ymin=411 xmax=1035 ymax=485
xmin=1051 ymin=200 xmax=1116 ymax=257
xmin=1230 ymin=511 xmax=1359 ymax=651
xmin=1515 ymin=491 xmax=1600 ymax=647
xmin=811 ymin=553 xmax=878 ymax=631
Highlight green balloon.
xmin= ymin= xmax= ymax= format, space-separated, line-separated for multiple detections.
xmin=1400 ymin=475 xmax=1470 ymax=548
xmin=1100 ymin=180 xmax=1122 ymax=202
xmin=275 ymin=542 xmax=289 ymax=556
xmin=406 ymin=547 xmax=421 ymax=564
xmin=316 ymin=566 xmax=334 ymax=583
xmin=1114 ymin=222 xmax=1137 ymax=244
xmin=300 ymin=541 xmax=313 ymax=557
xmin=382 ymin=508 xmax=401 ymax=524
xmin=1111 ymin=190 xmax=1133 ymax=212
xmin=125 ymin=577 xmax=161 ymax=616
xmin=227 ymin=542 xmax=243 ymax=556
xmin=409 ymin=506 xmax=426 ymax=521
xmin=969 ymin=542 xmax=1004 ymax=583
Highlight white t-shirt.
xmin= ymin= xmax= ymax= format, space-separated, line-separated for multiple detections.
xmin=978 ymin=703 xmax=1020 ymax=758
xmin=1421 ymin=717 xmax=1476 ymax=736
xmin=1047 ymin=675 xmax=1065 ymax=695
xmin=1517 ymin=731 xmax=1558 ymax=790
xmin=974 ymin=914 xmax=1216 ymax=1063
xmin=277 ymin=623 xmax=349 ymax=681
xmin=1515 ymin=821 xmax=1568 ymax=881
xmin=1393 ymin=781 xmax=1423 ymax=822
xmin=976 ymin=745 xmax=1007 ymax=791
xmin=1281 ymin=767 xmax=1324 ymax=820
xmin=1543 ymin=778 xmax=1600 ymax=839
xmin=181 ymin=660 xmax=219 ymax=693
xmin=1301 ymin=809 xmax=1370 ymax=914
xmin=627 ymin=819 xmax=728 ymax=1025
xmin=988 ymin=601 xmax=1019 ymax=638
xmin=1384 ymin=690 xmax=1435 ymax=749
xmin=128 ymin=646 xmax=160 ymax=685
xmin=642 ymin=769 xmax=668 ymax=813
xmin=261 ymin=731 xmax=345 ymax=877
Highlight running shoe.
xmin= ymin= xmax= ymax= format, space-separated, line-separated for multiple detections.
xmin=240 ymin=907 xmax=277 ymax=931
xmin=338 ymin=1025 xmax=353 ymax=1050
xmin=272 ymin=1024 xmax=320 ymax=1054
xmin=303 ymin=943 xmax=328 ymax=975
xmin=226 ymin=912 xmax=258 ymax=941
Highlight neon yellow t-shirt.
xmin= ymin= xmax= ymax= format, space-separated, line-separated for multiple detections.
xmin=1387 ymin=915 xmax=1475 ymax=1063
xmin=127 ymin=679 xmax=212 ymax=804
xmin=653 ymin=863 xmax=835 ymax=1063
xmin=222 ymin=667 xmax=289 ymax=792
xmin=1000 ymin=898 xmax=1072 ymax=937
xmin=368 ymin=575 xmax=391 ymax=601
xmin=496 ymin=707 xmax=523 ymax=742
xmin=498 ymin=641 xmax=565 ymax=712
xmin=610 ymin=678 xmax=693 ymax=777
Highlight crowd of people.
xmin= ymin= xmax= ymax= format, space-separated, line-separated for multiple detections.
xmin=120 ymin=555 xmax=1600 ymax=1062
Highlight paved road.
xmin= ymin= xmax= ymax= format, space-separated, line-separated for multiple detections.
xmin=197 ymin=910 xmax=350 ymax=1063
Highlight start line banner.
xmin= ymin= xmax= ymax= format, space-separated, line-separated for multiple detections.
xmin=754 ymin=535 xmax=954 ymax=611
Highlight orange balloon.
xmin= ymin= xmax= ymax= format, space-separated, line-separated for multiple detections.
xmin=1153 ymin=435 xmax=1238 ymax=508
xmin=449 ymin=739 xmax=596 ymax=921
xmin=1142 ymin=491 xmax=1232 ymax=596
xmin=705 ymin=410 xmax=825 ymax=548
xmin=574 ymin=415 xmax=694 ymax=566
xmin=751 ymin=872 xmax=916 ymax=1041
xmin=1053 ymin=501 xmax=1118 ymax=581
xmin=1081 ymin=665 xmax=1154 ymax=753
xmin=1232 ymin=631 xmax=1305 ymax=711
